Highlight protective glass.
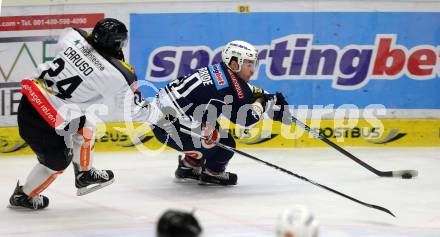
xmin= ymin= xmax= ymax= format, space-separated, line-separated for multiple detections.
xmin=120 ymin=37 xmax=128 ymax=49
xmin=115 ymin=33 xmax=128 ymax=49
xmin=242 ymin=59 xmax=259 ymax=71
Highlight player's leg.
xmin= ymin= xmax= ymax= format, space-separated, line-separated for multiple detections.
xmin=152 ymin=125 xmax=203 ymax=182
xmin=181 ymin=123 xmax=238 ymax=185
xmin=175 ymin=150 xmax=203 ymax=182
xmin=71 ymin=121 xmax=114 ymax=196
xmin=153 ymin=123 xmax=237 ymax=185
xmin=199 ymin=131 xmax=237 ymax=185
xmin=11 ymin=162 xmax=64 ymax=210
xmin=10 ymin=96 xmax=71 ymax=209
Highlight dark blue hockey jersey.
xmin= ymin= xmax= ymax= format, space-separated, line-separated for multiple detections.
xmin=162 ymin=62 xmax=262 ymax=128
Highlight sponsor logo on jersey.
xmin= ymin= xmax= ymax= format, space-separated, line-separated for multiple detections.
xmin=78 ymin=45 xmax=105 ymax=71
xmin=70 ymin=33 xmax=105 ymax=72
xmin=208 ymin=64 xmax=229 ymax=90
xmin=21 ymin=80 xmax=65 ymax=128
xmin=225 ymin=68 xmax=244 ymax=100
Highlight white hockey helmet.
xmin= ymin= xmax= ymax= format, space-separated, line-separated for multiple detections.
xmin=276 ymin=205 xmax=319 ymax=237
xmin=222 ymin=40 xmax=258 ymax=72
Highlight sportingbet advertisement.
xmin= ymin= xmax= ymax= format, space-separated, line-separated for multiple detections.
xmin=130 ymin=12 xmax=440 ymax=109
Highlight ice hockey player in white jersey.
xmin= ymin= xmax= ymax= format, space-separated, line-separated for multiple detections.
xmin=149 ymin=40 xmax=291 ymax=185
xmin=9 ymin=18 xmax=148 ymax=209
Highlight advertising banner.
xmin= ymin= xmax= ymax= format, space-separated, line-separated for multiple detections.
xmin=0 ymin=14 xmax=104 ymax=31
xmin=130 ymin=12 xmax=440 ymax=109
xmin=0 ymin=13 xmax=104 ymax=126
xmin=1 ymin=119 xmax=440 ymax=156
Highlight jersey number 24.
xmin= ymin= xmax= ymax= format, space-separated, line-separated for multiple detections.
xmin=39 ymin=58 xmax=83 ymax=99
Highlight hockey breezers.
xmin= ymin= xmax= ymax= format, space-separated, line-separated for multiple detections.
xmin=179 ymin=126 xmax=395 ymax=217
xmin=291 ymin=116 xmax=418 ymax=179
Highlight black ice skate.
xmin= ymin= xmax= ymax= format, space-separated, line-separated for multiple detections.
xmin=199 ymin=169 xmax=237 ymax=186
xmin=74 ymin=165 xmax=114 ymax=196
xmin=175 ymin=156 xmax=202 ymax=182
xmin=9 ymin=181 xmax=49 ymax=210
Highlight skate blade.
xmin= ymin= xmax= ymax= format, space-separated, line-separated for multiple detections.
xmin=198 ymin=180 xmax=233 ymax=186
xmin=76 ymin=178 xmax=115 ymax=196
xmin=7 ymin=204 xmax=45 ymax=211
xmin=173 ymin=177 xmax=200 ymax=184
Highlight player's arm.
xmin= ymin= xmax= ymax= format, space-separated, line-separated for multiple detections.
xmin=249 ymin=84 xmax=292 ymax=125
xmin=95 ymin=59 xmax=150 ymax=122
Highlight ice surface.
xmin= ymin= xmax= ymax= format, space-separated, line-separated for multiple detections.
xmin=0 ymin=147 xmax=439 ymax=237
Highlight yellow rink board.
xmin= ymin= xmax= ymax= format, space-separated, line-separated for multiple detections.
xmin=1 ymin=119 xmax=439 ymax=156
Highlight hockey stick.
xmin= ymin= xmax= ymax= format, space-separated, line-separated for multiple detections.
xmin=179 ymin=126 xmax=395 ymax=217
xmin=291 ymin=116 xmax=418 ymax=179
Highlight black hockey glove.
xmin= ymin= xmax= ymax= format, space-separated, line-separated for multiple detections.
xmin=266 ymin=92 xmax=292 ymax=125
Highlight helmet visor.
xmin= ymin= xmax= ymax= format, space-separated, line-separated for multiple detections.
xmin=115 ymin=33 xmax=128 ymax=50
xmin=120 ymin=37 xmax=128 ymax=49
xmin=242 ymin=59 xmax=259 ymax=71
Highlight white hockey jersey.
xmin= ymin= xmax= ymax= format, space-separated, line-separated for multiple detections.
xmin=21 ymin=28 xmax=148 ymax=130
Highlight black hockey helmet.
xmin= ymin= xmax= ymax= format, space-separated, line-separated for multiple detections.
xmin=92 ymin=18 xmax=128 ymax=51
xmin=156 ymin=210 xmax=202 ymax=237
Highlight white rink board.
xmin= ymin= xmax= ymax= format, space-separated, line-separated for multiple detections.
xmin=0 ymin=148 xmax=439 ymax=237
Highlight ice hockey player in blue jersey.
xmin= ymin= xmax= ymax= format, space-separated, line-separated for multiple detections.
xmin=149 ymin=40 xmax=290 ymax=185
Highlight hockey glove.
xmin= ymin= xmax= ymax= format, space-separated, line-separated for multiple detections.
xmin=251 ymin=86 xmax=265 ymax=100
xmin=267 ymin=92 xmax=292 ymax=125
xmin=200 ymin=123 xmax=219 ymax=149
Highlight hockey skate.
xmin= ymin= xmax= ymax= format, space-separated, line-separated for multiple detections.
xmin=199 ymin=168 xmax=237 ymax=186
xmin=9 ymin=181 xmax=49 ymax=210
xmin=74 ymin=165 xmax=114 ymax=196
xmin=175 ymin=156 xmax=202 ymax=182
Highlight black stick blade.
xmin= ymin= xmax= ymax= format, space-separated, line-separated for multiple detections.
xmin=369 ymin=204 xmax=396 ymax=217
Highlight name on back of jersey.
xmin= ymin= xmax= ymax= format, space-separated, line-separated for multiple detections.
xmin=64 ymin=47 xmax=94 ymax=76
xmin=197 ymin=67 xmax=213 ymax=86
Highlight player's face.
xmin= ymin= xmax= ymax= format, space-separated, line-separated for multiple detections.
xmin=238 ymin=59 xmax=257 ymax=82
